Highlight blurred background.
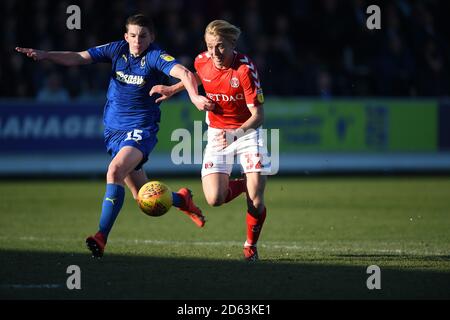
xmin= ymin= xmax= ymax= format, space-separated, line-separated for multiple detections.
xmin=2 ymin=1 xmax=450 ymax=301
xmin=1 ymin=0 xmax=450 ymax=176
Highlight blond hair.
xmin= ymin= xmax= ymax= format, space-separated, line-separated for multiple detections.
xmin=205 ymin=20 xmax=241 ymax=44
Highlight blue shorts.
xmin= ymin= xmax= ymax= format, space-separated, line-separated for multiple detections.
xmin=104 ymin=127 xmax=158 ymax=170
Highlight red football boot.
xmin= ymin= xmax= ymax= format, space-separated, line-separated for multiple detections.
xmin=243 ymin=245 xmax=258 ymax=262
xmin=177 ymin=188 xmax=206 ymax=228
xmin=86 ymin=231 xmax=107 ymax=258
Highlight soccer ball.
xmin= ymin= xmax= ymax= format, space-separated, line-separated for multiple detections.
xmin=137 ymin=181 xmax=173 ymax=217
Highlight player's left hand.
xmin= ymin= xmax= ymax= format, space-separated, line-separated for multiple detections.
xmin=192 ymin=95 xmax=215 ymax=112
xmin=15 ymin=47 xmax=47 ymax=61
xmin=149 ymin=85 xmax=174 ymax=103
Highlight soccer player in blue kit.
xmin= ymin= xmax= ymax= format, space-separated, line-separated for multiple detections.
xmin=15 ymin=14 xmax=214 ymax=258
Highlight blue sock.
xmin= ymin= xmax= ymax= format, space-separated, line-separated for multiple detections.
xmin=172 ymin=192 xmax=184 ymax=208
xmin=99 ymin=184 xmax=125 ymax=238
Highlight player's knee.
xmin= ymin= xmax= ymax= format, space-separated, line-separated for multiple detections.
xmin=205 ymin=193 xmax=226 ymax=207
xmin=247 ymin=198 xmax=265 ymax=216
xmin=107 ymin=163 xmax=126 ymax=183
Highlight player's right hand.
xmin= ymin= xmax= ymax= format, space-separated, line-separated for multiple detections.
xmin=211 ymin=130 xmax=228 ymax=150
xmin=15 ymin=47 xmax=47 ymax=61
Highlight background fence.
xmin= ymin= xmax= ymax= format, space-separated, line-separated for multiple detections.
xmin=1 ymin=98 xmax=449 ymax=176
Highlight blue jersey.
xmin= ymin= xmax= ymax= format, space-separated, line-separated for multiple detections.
xmin=87 ymin=40 xmax=178 ymax=130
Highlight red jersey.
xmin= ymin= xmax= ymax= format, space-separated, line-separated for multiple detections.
xmin=194 ymin=51 xmax=264 ymax=129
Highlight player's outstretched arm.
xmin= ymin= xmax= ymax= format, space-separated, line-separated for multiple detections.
xmin=150 ymin=69 xmax=202 ymax=104
xmin=161 ymin=64 xmax=213 ymax=111
xmin=15 ymin=47 xmax=92 ymax=66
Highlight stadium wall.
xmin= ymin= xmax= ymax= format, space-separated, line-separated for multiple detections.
xmin=0 ymin=98 xmax=449 ymax=176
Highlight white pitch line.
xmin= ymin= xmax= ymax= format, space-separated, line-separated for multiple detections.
xmin=0 ymin=236 xmax=448 ymax=255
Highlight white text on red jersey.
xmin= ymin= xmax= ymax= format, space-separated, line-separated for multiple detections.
xmin=206 ymin=92 xmax=244 ymax=102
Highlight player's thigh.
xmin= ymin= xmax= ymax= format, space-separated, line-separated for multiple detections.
xmin=105 ymin=127 xmax=158 ymax=173
xmin=201 ymin=127 xmax=234 ymax=178
xmin=236 ymin=129 xmax=272 ymax=177
xmin=202 ymin=173 xmax=230 ymax=206
xmin=125 ymin=168 xmax=148 ymax=200
xmin=107 ymin=146 xmax=144 ymax=181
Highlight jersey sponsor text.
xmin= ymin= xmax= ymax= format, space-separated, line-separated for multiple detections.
xmin=115 ymin=71 xmax=145 ymax=85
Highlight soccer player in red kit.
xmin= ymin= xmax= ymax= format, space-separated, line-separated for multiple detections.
xmin=151 ymin=20 xmax=271 ymax=261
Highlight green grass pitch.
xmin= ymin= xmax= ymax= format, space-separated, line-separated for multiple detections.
xmin=0 ymin=176 xmax=449 ymax=299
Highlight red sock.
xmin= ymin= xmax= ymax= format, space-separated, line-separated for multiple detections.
xmin=224 ymin=178 xmax=246 ymax=203
xmin=246 ymin=207 xmax=267 ymax=246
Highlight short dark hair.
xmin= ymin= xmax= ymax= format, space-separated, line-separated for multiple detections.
xmin=125 ymin=14 xmax=155 ymax=34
